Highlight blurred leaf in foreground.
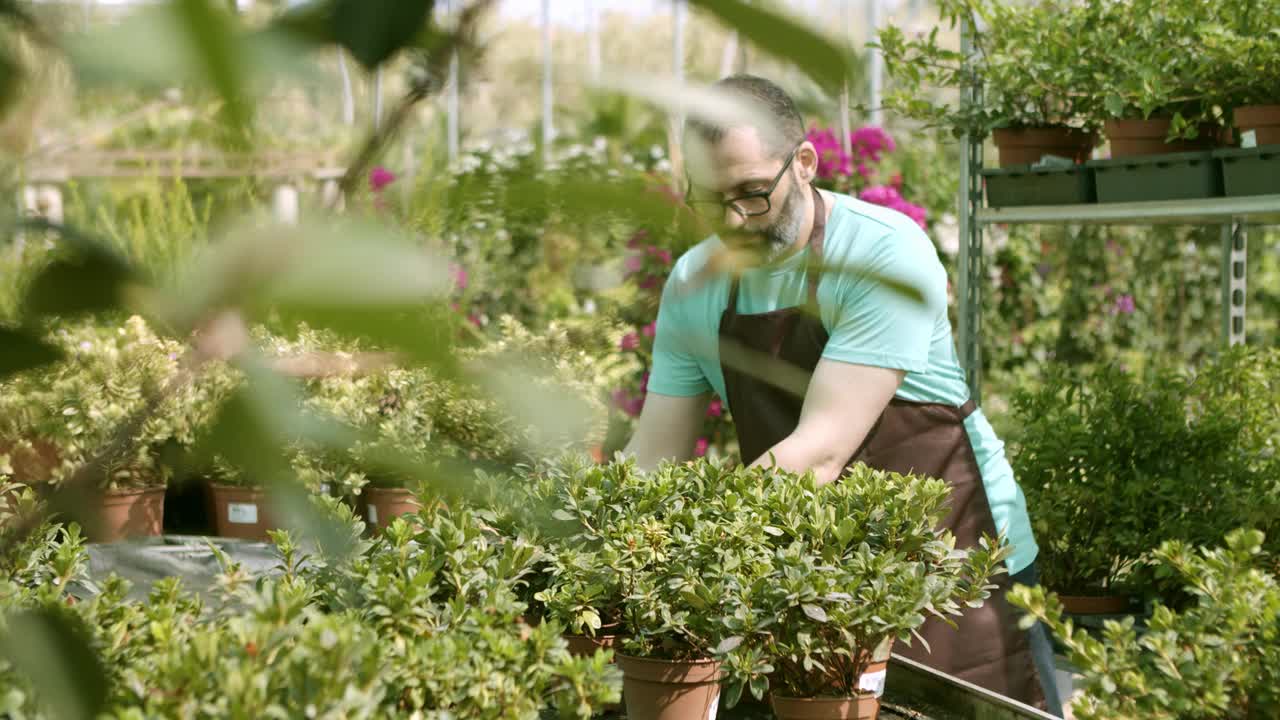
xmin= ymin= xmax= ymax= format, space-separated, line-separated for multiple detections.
xmin=0 ymin=607 xmax=107 ymax=720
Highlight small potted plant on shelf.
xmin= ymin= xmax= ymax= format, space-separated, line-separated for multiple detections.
xmin=731 ymin=466 xmax=1008 ymax=720
xmin=0 ymin=317 xmax=190 ymax=542
xmin=877 ymin=0 xmax=1100 ymax=166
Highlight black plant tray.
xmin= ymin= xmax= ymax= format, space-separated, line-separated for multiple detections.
xmin=983 ymin=164 xmax=1096 ymax=207
xmin=1214 ymin=145 xmax=1280 ymax=197
xmin=1087 ymin=151 xmax=1223 ymax=203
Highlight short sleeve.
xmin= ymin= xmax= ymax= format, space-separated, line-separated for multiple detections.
xmin=820 ymin=229 xmax=944 ymax=374
xmin=648 ymin=276 xmax=713 ymax=397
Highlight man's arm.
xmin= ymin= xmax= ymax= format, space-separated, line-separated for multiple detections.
xmin=749 ymin=359 xmax=903 ymax=485
xmin=622 ymin=392 xmax=711 ymax=471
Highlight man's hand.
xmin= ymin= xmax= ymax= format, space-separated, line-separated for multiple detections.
xmin=750 ymin=359 xmax=903 ymax=485
xmin=621 ymin=392 xmax=711 ymax=471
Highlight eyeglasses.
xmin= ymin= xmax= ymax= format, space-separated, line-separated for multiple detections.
xmin=685 ymin=146 xmax=799 ymax=220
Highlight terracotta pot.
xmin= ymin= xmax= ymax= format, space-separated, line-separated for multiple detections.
xmin=89 ymin=486 xmax=165 ymax=542
xmin=617 ymin=654 xmax=723 ymax=720
xmin=360 ymin=486 xmax=421 ymax=530
xmin=1104 ymin=118 xmax=1227 ymax=158
xmin=563 ymin=623 xmax=624 ymax=658
xmin=992 ymin=126 xmax=1097 ymax=167
xmin=771 ymin=694 xmax=880 ymax=720
xmin=1059 ymin=594 xmax=1131 ymax=615
xmin=210 ymin=484 xmax=278 ymax=541
xmin=1234 ymin=104 xmax=1280 ymax=146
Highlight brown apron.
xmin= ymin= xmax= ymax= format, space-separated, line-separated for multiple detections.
xmin=718 ymin=185 xmax=1046 ymax=709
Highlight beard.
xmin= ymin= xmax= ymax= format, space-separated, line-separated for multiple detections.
xmin=762 ymin=182 xmax=806 ymax=262
xmin=723 ymin=181 xmax=806 ymax=264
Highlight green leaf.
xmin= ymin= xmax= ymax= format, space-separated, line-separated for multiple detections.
xmin=0 ymin=327 xmax=64 ymax=378
xmin=331 ymin=0 xmax=435 ymax=70
xmin=552 ymin=509 xmax=576 ymax=522
xmin=687 ymin=0 xmax=853 ymax=91
xmin=0 ymin=608 xmax=108 ymax=720
xmin=801 ymin=603 xmax=829 ymax=623
xmin=715 ymin=635 xmax=744 ymax=654
xmin=172 ymin=0 xmax=252 ymax=139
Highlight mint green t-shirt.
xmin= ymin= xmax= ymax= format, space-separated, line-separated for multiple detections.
xmin=649 ymin=190 xmax=1038 ymax=574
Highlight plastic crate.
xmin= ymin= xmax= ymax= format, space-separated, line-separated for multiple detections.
xmin=1213 ymin=145 xmax=1280 ymax=197
xmin=982 ymin=165 xmax=1096 ymax=207
xmin=1087 ymin=151 xmax=1222 ymax=203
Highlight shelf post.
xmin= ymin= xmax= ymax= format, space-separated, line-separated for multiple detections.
xmin=956 ymin=18 xmax=985 ymax=403
xmin=1221 ymin=220 xmax=1248 ymax=346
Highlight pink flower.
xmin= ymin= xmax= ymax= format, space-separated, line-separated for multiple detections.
xmin=642 ymin=322 xmax=656 ymax=339
xmin=450 ymin=263 xmax=468 ymax=291
xmin=612 ymin=388 xmax=645 ymax=417
xmin=640 ymin=372 xmax=649 ymax=391
xmin=646 ymin=245 xmax=673 ymax=265
xmin=851 ymin=126 xmax=896 ymax=163
xmin=856 ymin=163 xmax=872 ymax=179
xmin=624 ymin=255 xmax=644 ymax=275
xmin=890 ymin=173 xmax=903 ymax=189
xmin=1115 ymin=294 xmax=1136 ymax=315
xmin=694 ymin=438 xmax=709 ymax=457
xmin=807 ymin=126 xmax=852 ymax=179
xmin=369 ymin=166 xmax=396 ymax=192
xmin=638 ymin=275 xmax=661 ymax=291
xmin=468 ymin=314 xmax=482 ymax=327
xmin=620 ymin=333 xmax=640 ymax=351
xmin=626 ymin=230 xmax=650 ymax=249
xmin=859 ymin=185 xmax=902 ymax=206
xmin=706 ymin=398 xmax=723 ymax=418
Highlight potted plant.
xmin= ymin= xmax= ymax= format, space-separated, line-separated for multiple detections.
xmin=609 ymin=459 xmax=779 ymax=720
xmin=715 ymin=466 xmax=1008 ymax=720
xmin=0 ymin=318 xmax=189 ymax=542
xmin=1204 ymin=0 xmax=1280 ymax=146
xmin=878 ymin=0 xmax=1100 ymax=167
xmin=1008 ymin=354 xmax=1280 ymax=611
xmin=1010 ymin=528 xmax=1280 ymax=720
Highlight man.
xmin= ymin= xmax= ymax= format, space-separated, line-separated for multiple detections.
xmin=621 ymin=74 xmax=1062 ymax=715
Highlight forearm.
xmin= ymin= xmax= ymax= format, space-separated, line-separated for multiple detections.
xmin=748 ymin=431 xmax=848 ymax=486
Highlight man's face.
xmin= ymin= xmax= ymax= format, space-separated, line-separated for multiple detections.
xmin=686 ymin=126 xmax=809 ymax=262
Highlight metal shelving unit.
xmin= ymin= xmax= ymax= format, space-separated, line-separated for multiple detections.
xmin=954 ymin=29 xmax=1280 ymax=403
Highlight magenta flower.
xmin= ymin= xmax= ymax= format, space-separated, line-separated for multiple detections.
xmin=859 ymin=185 xmax=902 ymax=206
xmin=620 ymin=333 xmax=640 ymax=351
xmin=1115 ymin=294 xmax=1136 ymax=315
xmin=851 ymin=126 xmax=896 ymax=163
xmin=642 ymin=322 xmax=656 ymax=339
xmin=369 ymin=166 xmax=396 ymax=192
xmin=638 ymin=274 xmax=661 ymax=291
xmin=646 ymin=245 xmax=673 ymax=265
xmin=624 ymin=255 xmax=644 ymax=275
xmin=450 ymin=263 xmax=468 ymax=291
xmin=626 ymin=230 xmax=650 ymax=249
xmin=694 ymin=438 xmax=709 ymax=457
xmin=807 ymin=126 xmax=852 ymax=179
xmin=890 ymin=173 xmax=903 ymax=189
xmin=640 ymin=371 xmax=649 ymax=393
xmin=706 ymin=398 xmax=723 ymax=418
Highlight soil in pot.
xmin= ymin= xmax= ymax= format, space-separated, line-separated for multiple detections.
xmin=1058 ymin=594 xmax=1131 ymax=615
xmin=1104 ymin=118 xmax=1228 ymax=158
xmin=89 ymin=486 xmax=166 ymax=542
xmin=360 ymin=486 xmax=421 ymax=530
xmin=210 ymin=484 xmax=278 ymax=541
xmin=771 ymin=694 xmax=880 ymax=720
xmin=1234 ymin=104 xmax=1280 ymax=146
xmin=992 ymin=127 xmax=1097 ymax=167
xmin=616 ymin=654 xmax=723 ymax=720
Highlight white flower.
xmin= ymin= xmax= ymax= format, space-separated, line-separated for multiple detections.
xmin=650 ymin=144 xmax=665 ymax=159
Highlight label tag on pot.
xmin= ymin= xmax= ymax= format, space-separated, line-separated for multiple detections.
xmin=320 ymin=483 xmax=331 ymax=495
xmin=367 ymin=506 xmax=378 ymax=525
xmin=1242 ymin=130 xmax=1258 ymax=149
xmin=859 ymin=669 xmax=887 ymax=698
xmin=228 ymin=503 xmax=259 ymax=525
xmin=706 ymin=691 xmax=719 ymax=720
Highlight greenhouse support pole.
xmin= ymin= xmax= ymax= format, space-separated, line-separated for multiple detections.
xmin=839 ymin=0 xmax=852 ymax=159
xmin=586 ymin=0 xmax=601 ymax=83
xmin=542 ymin=0 xmax=554 ymax=164
xmin=866 ymin=0 xmax=883 ymax=126
xmin=956 ymin=17 xmax=985 ymax=404
xmin=448 ymin=0 xmax=460 ymax=165
xmin=337 ymin=51 xmax=355 ymax=126
xmin=373 ymin=69 xmax=384 ymax=131
xmin=670 ymin=0 xmax=686 ymax=192
xmin=1221 ymin=220 xmax=1248 ymax=345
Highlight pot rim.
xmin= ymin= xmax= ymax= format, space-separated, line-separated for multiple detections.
xmin=615 ymin=653 xmax=723 ymax=683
